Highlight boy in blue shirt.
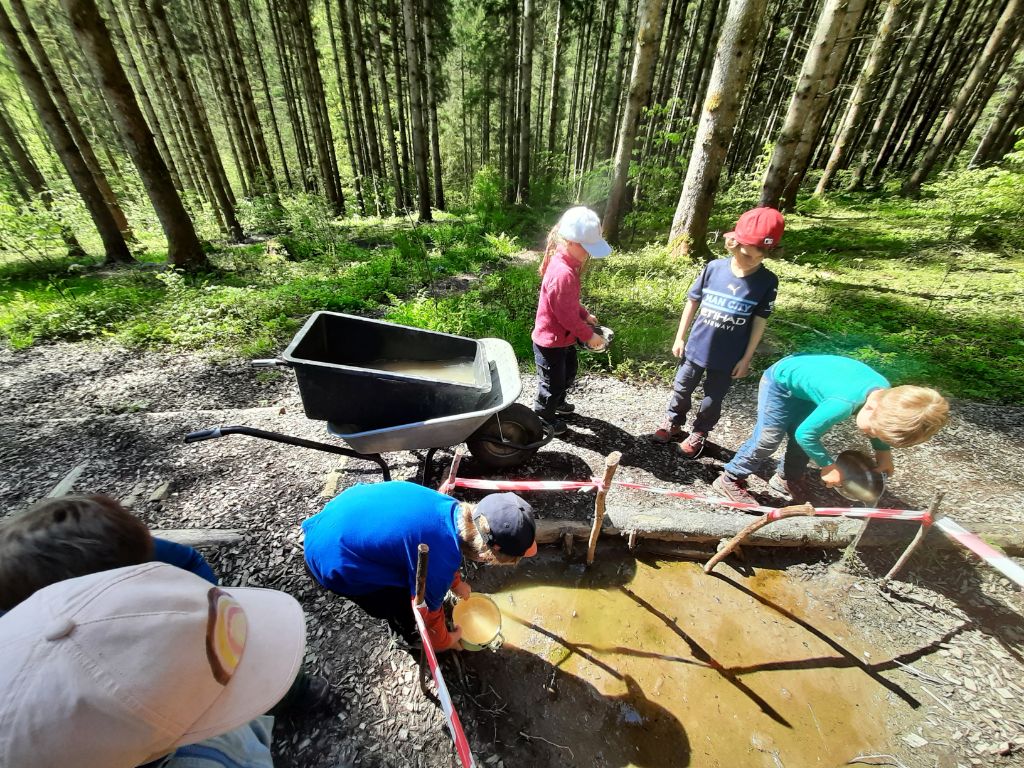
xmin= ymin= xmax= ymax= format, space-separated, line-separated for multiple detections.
xmin=712 ymin=354 xmax=950 ymax=506
xmin=652 ymin=207 xmax=783 ymax=458
xmin=303 ymin=481 xmax=537 ymax=652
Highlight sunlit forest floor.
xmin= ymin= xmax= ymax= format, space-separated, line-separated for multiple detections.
xmin=2 ymin=167 xmax=1022 ymax=403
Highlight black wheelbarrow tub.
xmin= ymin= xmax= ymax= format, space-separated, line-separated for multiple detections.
xmin=327 ymin=337 xmax=523 ymax=453
xmin=282 ymin=311 xmax=491 ymax=430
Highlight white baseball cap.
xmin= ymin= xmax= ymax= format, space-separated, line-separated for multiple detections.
xmin=0 ymin=563 xmax=307 ymax=768
xmin=557 ymin=206 xmax=612 ymax=259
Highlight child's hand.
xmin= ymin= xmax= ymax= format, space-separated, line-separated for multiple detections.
xmin=820 ymin=464 xmax=844 ymax=487
xmin=731 ymin=358 xmax=752 ymax=378
xmin=436 ymin=626 xmax=464 ymax=652
xmin=671 ymin=338 xmax=685 ymax=358
xmin=586 ymin=314 xmax=598 ymax=325
xmin=873 ymin=452 xmax=895 ymax=476
xmin=452 ymin=580 xmax=472 ymax=600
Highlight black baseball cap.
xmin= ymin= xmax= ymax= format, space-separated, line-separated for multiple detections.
xmin=473 ymin=493 xmax=536 ymax=557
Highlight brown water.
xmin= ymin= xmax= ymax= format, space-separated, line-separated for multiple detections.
xmin=467 ymin=557 xmax=905 ymax=767
xmin=364 ymin=357 xmax=479 ymax=385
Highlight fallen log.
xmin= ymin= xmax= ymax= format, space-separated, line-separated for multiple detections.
xmin=536 ymin=512 xmax=1024 ymax=554
xmin=151 ymin=528 xmax=244 ymax=547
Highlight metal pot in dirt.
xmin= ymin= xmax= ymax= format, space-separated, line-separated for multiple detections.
xmin=452 ymin=593 xmax=504 ymax=652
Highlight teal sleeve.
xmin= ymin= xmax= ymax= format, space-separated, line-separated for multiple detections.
xmin=793 ymin=398 xmax=856 ymax=467
xmin=870 ymin=436 xmax=891 ymax=452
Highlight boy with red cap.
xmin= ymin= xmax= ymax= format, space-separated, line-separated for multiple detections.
xmin=652 ymin=207 xmax=784 ymax=458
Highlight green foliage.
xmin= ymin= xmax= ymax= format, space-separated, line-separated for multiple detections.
xmin=0 ymin=212 xmax=517 ymax=354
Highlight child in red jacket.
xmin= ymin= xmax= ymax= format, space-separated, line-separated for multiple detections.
xmin=532 ymin=207 xmax=612 ymax=436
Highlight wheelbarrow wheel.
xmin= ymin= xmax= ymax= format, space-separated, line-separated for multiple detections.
xmin=467 ymin=404 xmax=545 ymax=469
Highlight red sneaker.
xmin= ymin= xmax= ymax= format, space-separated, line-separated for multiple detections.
xmin=678 ymin=431 xmax=706 ymax=459
xmin=651 ymin=422 xmax=684 ymax=444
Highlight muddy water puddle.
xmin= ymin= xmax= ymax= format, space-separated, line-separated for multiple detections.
xmin=363 ymin=357 xmax=479 ymax=384
xmin=466 ymin=556 xmax=903 ymax=767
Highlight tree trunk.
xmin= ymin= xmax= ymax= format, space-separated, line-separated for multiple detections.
xmin=422 ymin=0 xmax=445 ymax=209
xmin=504 ymin=0 xmax=519 ymax=201
xmin=604 ymin=0 xmax=669 ymax=242
xmin=777 ymin=0 xmax=868 ymax=210
xmin=0 ymin=102 xmax=85 ymax=255
xmin=578 ymin=0 xmax=617 ymax=179
xmin=0 ymin=2 xmax=132 ymax=263
xmin=402 ymin=0 xmax=432 ymax=220
xmin=146 ymin=0 xmax=244 ymax=239
xmin=814 ymin=0 xmax=907 ymax=194
xmin=287 ymin=0 xmax=343 ymax=213
xmin=515 ymin=0 xmax=534 ymax=203
xmin=324 ymin=0 xmax=364 ymax=213
xmin=7 ymin=0 xmax=136 ymax=245
xmin=239 ymin=0 xmax=291 ymax=187
xmin=760 ymin=0 xmax=866 ymax=208
xmin=63 ymin=0 xmax=207 ymax=269
xmin=368 ymin=0 xmax=405 ymax=211
xmin=545 ymin=0 xmax=565 ymax=157
xmin=669 ymin=0 xmax=767 ymax=257
xmin=389 ymin=0 xmax=412 ymax=206
xmin=904 ymin=0 xmax=1022 ymax=194
xmin=944 ymin=27 xmax=1023 ymax=168
xmin=847 ymin=0 xmax=937 ymax=189
xmin=970 ymin=63 xmax=1024 ymax=166
xmin=346 ymin=0 xmax=385 ymax=213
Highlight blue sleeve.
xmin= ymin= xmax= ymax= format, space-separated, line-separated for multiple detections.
xmin=152 ymin=538 xmax=219 ymax=585
xmin=686 ymin=264 xmax=709 ymax=302
xmin=754 ymin=276 xmax=778 ymax=318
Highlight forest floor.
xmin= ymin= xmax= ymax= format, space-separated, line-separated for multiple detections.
xmin=2 ymin=340 xmax=1023 ymax=767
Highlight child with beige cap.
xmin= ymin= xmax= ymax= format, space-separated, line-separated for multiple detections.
xmin=0 ymin=562 xmax=307 ymax=768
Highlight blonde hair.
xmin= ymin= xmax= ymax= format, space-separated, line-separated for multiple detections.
xmin=456 ymin=503 xmax=522 ymax=565
xmin=870 ymin=386 xmax=950 ymax=447
xmin=538 ymin=224 xmax=562 ymax=276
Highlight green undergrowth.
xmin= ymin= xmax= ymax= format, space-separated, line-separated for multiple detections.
xmin=389 ymin=169 xmax=1024 ymax=404
xmin=1 ymin=167 xmax=1021 ymax=403
xmin=0 ymin=213 xmax=519 ymax=357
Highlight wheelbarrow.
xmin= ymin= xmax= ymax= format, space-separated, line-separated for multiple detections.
xmin=185 ymin=312 xmax=553 ymax=482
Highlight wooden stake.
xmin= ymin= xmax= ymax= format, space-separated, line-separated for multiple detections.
xmin=703 ymin=503 xmax=816 ymax=574
xmin=884 ymin=491 xmax=945 ymax=581
xmin=414 ymin=543 xmax=430 ymax=605
xmin=562 ymin=531 xmax=574 ymax=558
xmin=586 ymin=451 xmax=622 ymax=565
xmin=441 ymin=448 xmax=463 ymax=492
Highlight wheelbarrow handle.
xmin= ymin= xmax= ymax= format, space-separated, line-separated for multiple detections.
xmin=184 ymin=427 xmax=223 ymax=443
xmin=250 ymin=358 xmax=288 ymax=368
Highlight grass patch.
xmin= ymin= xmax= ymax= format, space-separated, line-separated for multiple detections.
xmin=2 ymin=167 xmax=1021 ymax=403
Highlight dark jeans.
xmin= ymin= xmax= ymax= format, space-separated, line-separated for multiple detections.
xmin=347 ymin=586 xmax=419 ymax=644
xmin=533 ymin=343 xmax=578 ymax=419
xmin=723 ymin=368 xmax=813 ymax=481
xmin=666 ymin=359 xmax=734 ymax=434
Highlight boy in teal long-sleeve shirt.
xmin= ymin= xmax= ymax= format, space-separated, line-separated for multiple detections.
xmin=712 ymin=355 xmax=949 ymax=506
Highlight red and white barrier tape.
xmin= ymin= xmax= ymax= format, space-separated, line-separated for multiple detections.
xmin=410 ymin=599 xmax=476 ymax=768
xmin=441 ymin=473 xmax=1024 ymax=588
xmin=444 ymin=475 xmax=928 ymax=521
xmin=935 ymin=518 xmax=1024 ymax=587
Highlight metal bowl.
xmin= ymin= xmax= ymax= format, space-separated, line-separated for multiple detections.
xmin=579 ymin=325 xmax=614 ymax=353
xmin=834 ymin=450 xmax=886 ymax=505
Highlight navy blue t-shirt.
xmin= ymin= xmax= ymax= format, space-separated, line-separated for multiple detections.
xmin=302 ymin=482 xmax=463 ymax=612
xmin=684 ymin=258 xmax=778 ymax=371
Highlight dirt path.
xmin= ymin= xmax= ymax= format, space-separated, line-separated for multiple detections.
xmin=1 ymin=341 xmax=1023 ymax=767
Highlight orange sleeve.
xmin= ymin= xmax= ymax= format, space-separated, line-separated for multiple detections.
xmin=425 ymin=606 xmax=451 ymax=649
xmin=450 ymin=571 xmax=463 ymax=591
